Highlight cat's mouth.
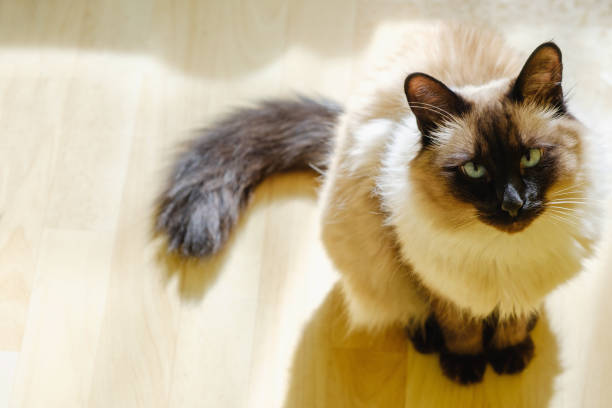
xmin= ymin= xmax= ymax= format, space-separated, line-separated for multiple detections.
xmin=477 ymin=207 xmax=543 ymax=233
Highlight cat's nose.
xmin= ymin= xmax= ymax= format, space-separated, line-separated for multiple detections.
xmin=501 ymin=184 xmax=524 ymax=217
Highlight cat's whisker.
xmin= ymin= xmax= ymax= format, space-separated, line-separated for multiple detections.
xmin=546 ymin=217 xmax=577 ymax=232
xmin=407 ymin=101 xmax=456 ymax=120
xmin=546 ymin=204 xmax=583 ymax=212
xmin=554 ymin=194 xmax=603 ymax=200
xmin=545 ymin=215 xmax=569 ymax=230
xmin=547 ymin=196 xmax=590 ymax=203
xmin=546 ymin=209 xmax=582 ymax=215
xmin=550 ymin=185 xmax=574 ymax=194
xmin=547 ymin=193 xmax=588 ymax=201
xmin=547 ymin=202 xmax=604 ymax=209
xmin=546 ymin=210 xmax=583 ymax=224
xmin=549 ymin=184 xmax=587 ymax=192
xmin=547 ymin=197 xmax=588 ymax=202
xmin=547 ymin=213 xmax=581 ymax=224
xmin=547 ymin=194 xmax=604 ymax=203
xmin=407 ymin=102 xmax=456 ymax=123
xmin=546 ymin=205 xmax=584 ymax=214
xmin=548 ymin=191 xmax=588 ymax=198
xmin=548 ymin=187 xmax=595 ymax=196
xmin=549 ymin=181 xmax=589 ymax=194
xmin=545 ymin=212 xmax=581 ymax=228
xmin=547 ymin=200 xmax=597 ymax=205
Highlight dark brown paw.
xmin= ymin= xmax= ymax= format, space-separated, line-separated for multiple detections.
xmin=487 ymin=336 xmax=534 ymax=375
xmin=439 ymin=351 xmax=487 ymax=385
xmin=407 ymin=315 xmax=444 ymax=354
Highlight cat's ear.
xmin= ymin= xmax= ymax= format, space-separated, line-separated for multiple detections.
xmin=404 ymin=73 xmax=470 ymax=144
xmin=510 ymin=42 xmax=564 ymax=112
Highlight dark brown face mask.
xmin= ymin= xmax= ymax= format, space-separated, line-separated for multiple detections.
xmin=404 ymin=42 xmax=565 ymax=232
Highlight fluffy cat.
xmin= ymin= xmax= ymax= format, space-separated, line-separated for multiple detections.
xmin=155 ymin=24 xmax=608 ymax=384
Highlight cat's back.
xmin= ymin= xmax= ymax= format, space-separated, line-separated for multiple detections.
xmin=348 ymin=23 xmax=524 ymax=123
xmin=423 ymin=23 xmax=523 ymax=87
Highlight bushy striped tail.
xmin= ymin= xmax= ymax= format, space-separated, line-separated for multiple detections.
xmin=155 ymin=97 xmax=343 ymax=257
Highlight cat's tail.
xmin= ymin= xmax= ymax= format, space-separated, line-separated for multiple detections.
xmin=155 ymin=96 xmax=343 ymax=257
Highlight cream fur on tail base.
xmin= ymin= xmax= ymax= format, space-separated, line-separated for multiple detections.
xmin=157 ymin=23 xmax=610 ymax=384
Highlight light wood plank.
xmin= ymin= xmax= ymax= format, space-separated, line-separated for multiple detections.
xmin=9 ymin=229 xmax=113 ymax=408
xmin=2 ymin=1 xmax=612 ymax=407
xmin=86 ymin=68 xmax=182 ymax=408
xmin=0 ymin=352 xmax=18 ymax=408
xmin=0 ymin=52 xmax=63 ymax=350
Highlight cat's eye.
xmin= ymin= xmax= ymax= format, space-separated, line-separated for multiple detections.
xmin=521 ymin=148 xmax=542 ymax=168
xmin=461 ymin=162 xmax=487 ymax=179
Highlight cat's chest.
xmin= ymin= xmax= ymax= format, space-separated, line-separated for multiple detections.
xmin=397 ymin=220 xmax=585 ymax=317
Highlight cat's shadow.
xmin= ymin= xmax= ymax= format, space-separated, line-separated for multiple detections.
xmin=283 ymin=283 xmax=561 ymax=407
xmin=154 ymin=174 xmax=562 ymax=406
xmin=16 ymin=1 xmax=612 ymax=80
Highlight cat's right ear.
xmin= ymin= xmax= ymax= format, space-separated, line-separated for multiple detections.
xmin=509 ymin=42 xmax=564 ymax=112
xmin=404 ymin=73 xmax=470 ymax=145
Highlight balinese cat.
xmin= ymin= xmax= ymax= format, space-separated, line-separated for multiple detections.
xmin=155 ymin=24 xmax=607 ymax=384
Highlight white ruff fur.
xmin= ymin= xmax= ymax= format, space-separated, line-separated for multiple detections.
xmin=377 ymin=104 xmax=603 ymax=319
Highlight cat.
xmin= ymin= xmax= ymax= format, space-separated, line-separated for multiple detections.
xmin=155 ymin=23 xmax=608 ymax=384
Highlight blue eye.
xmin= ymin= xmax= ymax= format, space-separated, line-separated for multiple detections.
xmin=521 ymin=148 xmax=542 ymax=168
xmin=461 ymin=162 xmax=487 ymax=178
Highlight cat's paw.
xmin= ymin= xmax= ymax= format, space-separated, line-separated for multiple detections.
xmin=407 ymin=316 xmax=444 ymax=354
xmin=487 ymin=336 xmax=534 ymax=375
xmin=439 ymin=351 xmax=487 ymax=385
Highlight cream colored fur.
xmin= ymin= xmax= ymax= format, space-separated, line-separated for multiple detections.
xmin=319 ymin=23 xmax=609 ymax=329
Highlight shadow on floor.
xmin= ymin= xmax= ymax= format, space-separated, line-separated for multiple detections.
xmin=155 ymin=171 xmax=320 ymax=300
xmin=0 ymin=0 xmax=391 ymax=78
xmin=284 ymin=284 xmax=561 ymax=407
xmin=4 ymin=0 xmax=610 ymax=79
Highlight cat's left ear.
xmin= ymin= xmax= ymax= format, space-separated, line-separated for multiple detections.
xmin=404 ymin=73 xmax=470 ymax=145
xmin=510 ymin=42 xmax=565 ymax=112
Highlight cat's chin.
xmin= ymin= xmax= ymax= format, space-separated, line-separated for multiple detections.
xmin=477 ymin=211 xmax=541 ymax=233
xmin=491 ymin=221 xmax=534 ymax=234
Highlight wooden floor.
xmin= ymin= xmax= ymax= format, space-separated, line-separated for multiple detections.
xmin=1 ymin=1 xmax=612 ymax=407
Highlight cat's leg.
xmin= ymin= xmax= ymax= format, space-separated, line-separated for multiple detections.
xmin=485 ymin=313 xmax=537 ymax=375
xmin=431 ymin=299 xmax=487 ymax=385
xmin=319 ymin=133 xmax=430 ymax=329
xmin=406 ymin=314 xmax=444 ymax=354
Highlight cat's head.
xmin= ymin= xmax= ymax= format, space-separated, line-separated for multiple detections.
xmin=405 ymin=43 xmax=584 ymax=233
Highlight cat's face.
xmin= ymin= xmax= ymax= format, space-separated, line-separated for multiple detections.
xmin=428 ymin=103 xmax=581 ymax=233
xmin=406 ymin=43 xmax=583 ymax=233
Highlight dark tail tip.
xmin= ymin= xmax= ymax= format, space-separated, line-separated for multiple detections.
xmin=155 ymin=96 xmax=342 ymax=258
xmin=155 ymin=186 xmax=238 ymax=257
